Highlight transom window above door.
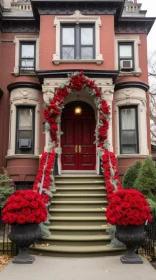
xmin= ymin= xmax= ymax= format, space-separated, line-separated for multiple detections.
xmin=61 ymin=24 xmax=95 ymax=60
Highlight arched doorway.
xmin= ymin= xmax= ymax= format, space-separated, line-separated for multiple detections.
xmin=61 ymin=101 xmax=96 ymax=171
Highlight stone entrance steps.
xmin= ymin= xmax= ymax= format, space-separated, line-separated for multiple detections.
xmin=32 ymin=174 xmax=124 ymax=256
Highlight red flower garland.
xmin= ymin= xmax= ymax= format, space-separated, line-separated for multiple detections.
xmin=102 ymin=150 xmax=122 ymax=199
xmin=43 ymin=72 xmax=122 ymax=199
xmin=34 ymin=72 xmax=152 ymax=230
xmin=106 ymin=189 xmax=152 ymax=226
xmin=44 ymin=72 xmax=110 ymax=149
xmin=2 ymin=190 xmax=47 ymax=225
xmin=33 ymin=150 xmax=55 ymax=204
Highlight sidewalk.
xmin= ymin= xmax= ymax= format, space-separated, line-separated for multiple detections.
xmin=1 ymin=255 xmax=155 ymax=280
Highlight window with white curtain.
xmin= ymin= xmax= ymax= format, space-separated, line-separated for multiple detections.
xmin=119 ymin=106 xmax=139 ymax=154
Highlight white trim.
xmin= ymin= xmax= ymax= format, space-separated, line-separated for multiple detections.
xmin=52 ymin=10 xmax=103 ymax=65
xmin=114 ymin=87 xmax=149 ymax=156
xmin=115 ymin=35 xmax=141 ymax=76
xmin=13 ymin=35 xmax=39 ymax=75
xmin=7 ymin=88 xmax=40 ymax=157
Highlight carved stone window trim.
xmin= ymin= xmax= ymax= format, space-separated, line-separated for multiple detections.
xmin=7 ymin=88 xmax=40 ymax=157
xmin=115 ymin=36 xmax=141 ymax=76
xmin=52 ymin=11 xmax=103 ymax=65
xmin=13 ymin=35 xmax=39 ymax=75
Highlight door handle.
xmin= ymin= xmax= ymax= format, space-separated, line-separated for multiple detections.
xmin=75 ymin=145 xmax=78 ymax=153
xmin=79 ymin=145 xmax=82 ymax=153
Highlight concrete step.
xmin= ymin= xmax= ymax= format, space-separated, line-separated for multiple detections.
xmin=39 ymin=234 xmax=110 ymax=242
xmin=49 ymin=212 xmax=106 ymax=218
xmin=31 ymin=244 xmax=125 ymax=255
xmin=51 ymin=200 xmax=107 ymax=205
xmin=54 ymin=194 xmax=106 ymax=198
xmin=50 ymin=204 xmax=107 ymax=209
xmin=55 ymin=175 xmax=104 ymax=180
xmin=49 ymin=225 xmax=109 ymax=231
xmin=55 ymin=187 xmax=106 ymax=194
xmin=50 ymin=216 xmax=106 ymax=221
xmin=49 ymin=207 xmax=106 ymax=213
xmin=55 ymin=181 xmax=105 ymax=185
xmin=37 ymin=240 xmax=110 ymax=247
xmin=56 ymin=186 xmax=106 ymax=190
xmin=53 ymin=195 xmax=107 ymax=202
xmin=49 ymin=220 xmax=107 ymax=226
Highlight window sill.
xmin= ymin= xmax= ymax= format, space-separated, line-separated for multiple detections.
xmin=11 ymin=72 xmax=37 ymax=77
xmin=52 ymin=59 xmax=103 ymax=65
xmin=117 ymin=154 xmax=148 ymax=159
xmin=6 ymin=154 xmax=39 ymax=160
xmin=119 ymin=70 xmax=142 ymax=77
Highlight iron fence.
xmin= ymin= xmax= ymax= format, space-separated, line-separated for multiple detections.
xmin=0 ymin=215 xmax=17 ymax=256
xmin=140 ymin=207 xmax=156 ymax=259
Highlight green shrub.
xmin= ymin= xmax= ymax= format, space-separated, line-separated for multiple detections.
xmin=147 ymin=198 xmax=156 ymax=207
xmin=122 ymin=161 xmax=142 ymax=189
xmin=0 ymin=168 xmax=14 ymax=208
xmin=134 ymin=157 xmax=156 ymax=201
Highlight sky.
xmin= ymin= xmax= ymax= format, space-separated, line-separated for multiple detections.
xmin=138 ymin=0 xmax=156 ymax=54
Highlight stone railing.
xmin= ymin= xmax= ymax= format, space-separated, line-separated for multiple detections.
xmin=123 ymin=4 xmax=140 ymax=14
xmin=11 ymin=2 xmax=32 ymax=11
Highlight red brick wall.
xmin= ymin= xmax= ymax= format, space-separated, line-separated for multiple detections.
xmin=0 ymin=32 xmax=40 ymax=175
xmin=40 ymin=15 xmax=115 ymax=70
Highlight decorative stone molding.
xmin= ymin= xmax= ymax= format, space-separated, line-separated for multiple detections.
xmin=13 ymin=35 xmax=39 ymax=75
xmin=42 ymin=77 xmax=115 ymax=160
xmin=7 ymin=87 xmax=40 ymax=157
xmin=52 ymin=11 xmax=103 ymax=65
xmin=114 ymin=87 xmax=149 ymax=156
xmin=115 ymin=35 xmax=141 ymax=76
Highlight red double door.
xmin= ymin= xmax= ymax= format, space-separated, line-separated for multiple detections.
xmin=61 ymin=103 xmax=96 ymax=170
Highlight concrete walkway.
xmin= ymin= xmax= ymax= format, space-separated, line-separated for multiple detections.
xmin=1 ymin=255 xmax=155 ymax=280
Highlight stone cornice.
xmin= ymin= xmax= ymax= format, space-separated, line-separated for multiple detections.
xmin=7 ymin=82 xmax=41 ymax=93
xmin=1 ymin=18 xmax=39 ymax=32
xmin=31 ymin=0 xmax=125 ymax=19
xmin=115 ymin=17 xmax=155 ymax=34
xmin=36 ymin=69 xmax=119 ymax=84
xmin=115 ymin=81 xmax=149 ymax=92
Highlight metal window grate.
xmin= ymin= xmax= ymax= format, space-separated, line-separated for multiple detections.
xmin=14 ymin=182 xmax=33 ymax=191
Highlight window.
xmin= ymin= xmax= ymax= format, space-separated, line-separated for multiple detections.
xmin=118 ymin=42 xmax=134 ymax=71
xmin=61 ymin=24 xmax=95 ymax=60
xmin=119 ymin=107 xmax=139 ymax=154
xmin=14 ymin=182 xmax=33 ymax=191
xmin=16 ymin=107 xmax=35 ymax=154
xmin=19 ymin=42 xmax=36 ymax=73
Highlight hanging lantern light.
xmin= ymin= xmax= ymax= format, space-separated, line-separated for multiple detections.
xmin=74 ymin=106 xmax=82 ymax=115
xmin=74 ymin=94 xmax=82 ymax=115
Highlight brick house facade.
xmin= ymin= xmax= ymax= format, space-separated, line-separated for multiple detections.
xmin=0 ymin=0 xmax=155 ymax=184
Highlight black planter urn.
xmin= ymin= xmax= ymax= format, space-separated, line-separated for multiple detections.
xmin=115 ymin=224 xmax=146 ymax=264
xmin=8 ymin=223 xmax=41 ymax=264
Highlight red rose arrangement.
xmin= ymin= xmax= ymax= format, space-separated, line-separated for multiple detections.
xmin=2 ymin=190 xmax=47 ymax=225
xmin=106 ymin=189 xmax=152 ymax=226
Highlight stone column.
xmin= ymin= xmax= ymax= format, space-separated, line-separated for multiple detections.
xmin=101 ymin=87 xmax=114 ymax=151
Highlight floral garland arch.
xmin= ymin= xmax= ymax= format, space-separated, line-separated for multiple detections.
xmin=33 ymin=72 xmax=122 ymax=206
